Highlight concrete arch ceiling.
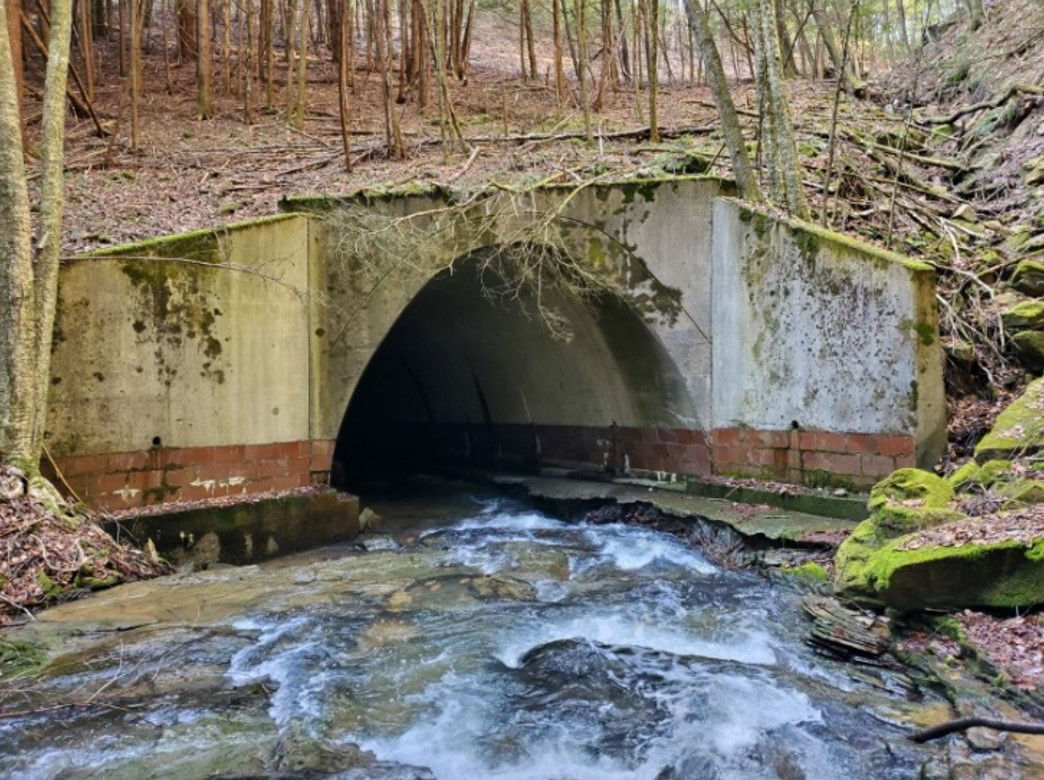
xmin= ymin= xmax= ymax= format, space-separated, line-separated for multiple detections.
xmin=334 ymin=248 xmax=695 ymax=478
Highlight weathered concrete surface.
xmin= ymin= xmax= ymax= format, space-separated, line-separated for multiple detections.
xmin=711 ymin=199 xmax=946 ymax=468
xmin=50 ymin=215 xmax=313 ymax=454
xmin=47 ymin=177 xmax=946 ymax=508
xmin=295 ymin=177 xmax=730 ymax=443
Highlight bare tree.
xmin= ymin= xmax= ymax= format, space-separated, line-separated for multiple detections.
xmin=683 ymin=0 xmax=760 ymax=200
xmin=197 ymin=0 xmax=214 ymax=116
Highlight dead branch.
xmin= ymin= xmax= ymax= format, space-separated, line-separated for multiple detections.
xmin=909 ymin=716 xmax=1044 ymax=743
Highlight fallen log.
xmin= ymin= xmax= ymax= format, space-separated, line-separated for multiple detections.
xmin=917 ymin=85 xmax=1044 ymax=126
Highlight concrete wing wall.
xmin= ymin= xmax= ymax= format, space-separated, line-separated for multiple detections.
xmin=710 ymin=198 xmax=946 ymax=472
xmin=48 ymin=215 xmax=319 ymax=508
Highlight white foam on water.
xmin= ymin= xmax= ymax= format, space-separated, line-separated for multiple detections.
xmin=451 ymin=509 xmax=569 ymax=533
xmin=356 ymin=674 xmax=655 ymax=780
xmin=493 ymin=611 xmax=778 ymax=669
xmin=226 ymin=615 xmax=326 ymax=726
xmin=575 ymin=523 xmax=719 ymax=575
xmin=703 ymin=673 xmax=823 ymax=754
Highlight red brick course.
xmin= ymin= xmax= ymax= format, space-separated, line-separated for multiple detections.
xmin=709 ymin=427 xmax=916 ymax=487
xmin=47 ymin=439 xmax=326 ymax=512
xmin=49 ymin=422 xmax=912 ymax=511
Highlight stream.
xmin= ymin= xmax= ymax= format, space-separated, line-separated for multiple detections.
xmin=0 ymin=486 xmax=946 ymax=778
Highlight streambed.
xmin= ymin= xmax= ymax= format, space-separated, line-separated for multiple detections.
xmin=1 ymin=488 xmax=953 ymax=778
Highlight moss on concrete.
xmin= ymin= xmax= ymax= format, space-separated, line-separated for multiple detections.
xmin=726 ymin=198 xmax=935 ymax=275
xmin=81 ymin=213 xmax=304 ymax=261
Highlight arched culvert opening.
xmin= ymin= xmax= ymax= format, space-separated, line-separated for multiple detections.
xmin=331 ymin=247 xmax=697 ymax=491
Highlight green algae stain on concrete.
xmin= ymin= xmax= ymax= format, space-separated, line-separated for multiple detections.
xmin=120 ymin=258 xmax=227 ymax=386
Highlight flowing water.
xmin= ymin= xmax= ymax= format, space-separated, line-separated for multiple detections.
xmin=0 ymin=487 xmax=943 ymax=779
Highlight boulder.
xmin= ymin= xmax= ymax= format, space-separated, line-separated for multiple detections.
xmin=974 ymin=376 xmax=1044 ymax=462
xmin=1011 ymin=258 xmax=1044 ymax=296
xmin=1013 ymin=330 xmax=1044 ymax=372
xmin=1000 ymin=299 xmax=1044 ymax=331
xmin=835 ymin=469 xmax=966 ymax=602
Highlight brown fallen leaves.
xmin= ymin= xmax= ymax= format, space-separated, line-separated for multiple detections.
xmin=0 ymin=466 xmax=168 ymax=626
xmin=897 ymin=503 xmax=1044 ymax=551
xmin=958 ymin=610 xmax=1044 ymax=691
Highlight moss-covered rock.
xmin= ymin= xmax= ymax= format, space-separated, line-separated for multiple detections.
xmin=835 ymin=469 xmax=966 ymax=601
xmin=947 ymin=459 xmax=981 ymax=489
xmin=997 ymin=478 xmax=1044 ymax=506
xmin=1012 ymin=259 xmax=1044 ymax=296
xmin=975 ymin=377 xmax=1044 ymax=462
xmin=1013 ymin=330 xmax=1044 ymax=372
xmin=845 ymin=537 xmax=1044 ymax=609
xmin=866 ymin=468 xmax=958 ymax=534
xmin=780 ymin=561 xmax=830 ymax=582
xmin=1000 ymin=299 xmax=1044 ymax=331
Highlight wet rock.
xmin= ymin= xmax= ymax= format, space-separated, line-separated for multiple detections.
xmin=359 ymin=507 xmax=382 ymax=532
xmin=357 ymin=533 xmax=399 ymax=552
xmin=965 ymin=726 xmax=1007 ymax=752
xmin=187 ymin=531 xmax=221 ymax=569
xmin=274 ymin=724 xmax=376 ymax=775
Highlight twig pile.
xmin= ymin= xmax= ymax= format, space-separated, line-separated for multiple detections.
xmin=0 ymin=466 xmax=168 ymax=625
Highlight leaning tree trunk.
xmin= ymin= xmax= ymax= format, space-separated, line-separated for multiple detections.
xmin=811 ymin=0 xmax=864 ymax=95
xmin=683 ymin=0 xmax=760 ymax=201
xmin=755 ymin=0 xmax=808 ymax=218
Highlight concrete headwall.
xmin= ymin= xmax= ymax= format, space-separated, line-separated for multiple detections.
xmin=46 ymin=178 xmax=946 ymax=509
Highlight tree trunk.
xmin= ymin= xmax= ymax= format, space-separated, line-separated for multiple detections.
xmin=645 ymin=0 xmax=659 ymax=141
xmin=755 ymin=0 xmax=807 ymax=217
xmin=176 ymin=0 xmax=195 ymax=58
xmin=196 ymin=0 xmax=212 ymax=115
xmin=0 ymin=0 xmax=73 ymax=474
xmin=575 ymin=0 xmax=592 ymax=145
xmin=683 ymin=0 xmax=760 ymax=200
xmin=130 ymin=0 xmax=142 ymax=148
xmin=552 ymin=0 xmax=565 ymax=104
xmin=338 ymin=0 xmax=351 ymax=169
xmin=4 ymin=0 xmax=23 ymax=144
xmin=811 ymin=0 xmax=864 ymax=94
xmin=0 ymin=0 xmax=35 ymax=470
xmin=521 ymin=0 xmax=536 ymax=81
xmin=292 ymin=0 xmax=309 ymax=127
xmin=243 ymin=0 xmax=253 ymax=121
xmin=895 ymin=0 xmax=909 ymax=49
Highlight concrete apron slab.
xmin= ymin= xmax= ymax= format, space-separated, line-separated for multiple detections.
xmin=486 ymin=472 xmax=859 ymax=546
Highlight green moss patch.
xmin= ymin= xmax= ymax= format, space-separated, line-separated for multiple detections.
xmin=975 ymin=376 xmax=1044 ymax=462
